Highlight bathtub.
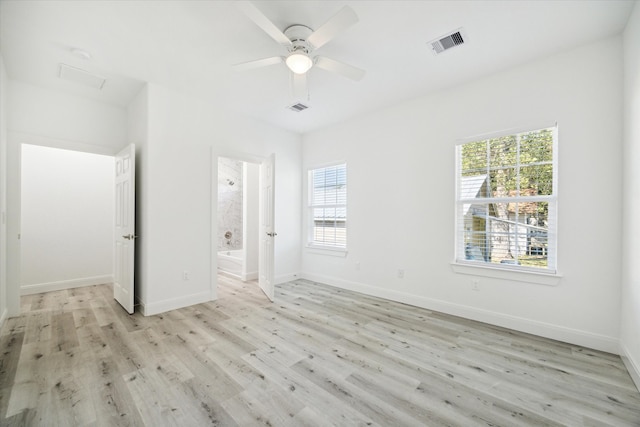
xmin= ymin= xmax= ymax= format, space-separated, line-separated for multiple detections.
xmin=217 ymin=249 xmax=243 ymax=277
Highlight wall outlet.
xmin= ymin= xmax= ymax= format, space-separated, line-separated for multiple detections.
xmin=397 ymin=269 xmax=405 ymax=279
xmin=355 ymin=261 xmax=361 ymax=271
xmin=183 ymin=270 xmax=190 ymax=281
xmin=471 ymin=279 xmax=480 ymax=291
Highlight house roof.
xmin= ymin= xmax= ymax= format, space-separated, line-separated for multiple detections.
xmin=461 ymin=174 xmax=488 ymax=216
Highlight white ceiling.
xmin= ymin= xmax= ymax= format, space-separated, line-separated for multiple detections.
xmin=0 ymin=1 xmax=635 ymax=134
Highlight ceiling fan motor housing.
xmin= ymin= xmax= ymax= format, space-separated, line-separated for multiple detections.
xmin=284 ymin=25 xmax=314 ymax=54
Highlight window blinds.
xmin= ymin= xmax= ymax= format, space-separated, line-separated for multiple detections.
xmin=309 ymin=164 xmax=347 ymax=248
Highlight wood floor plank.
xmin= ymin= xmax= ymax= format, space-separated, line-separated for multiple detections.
xmin=173 ymin=376 xmax=239 ymax=426
xmin=221 ymin=380 xmax=305 ymax=426
xmin=241 ymin=348 xmax=376 ymax=426
xmin=85 ymin=355 xmax=145 ymax=426
xmin=5 ymin=339 xmax=51 ymax=418
xmin=123 ymin=366 xmax=184 ymax=426
xmin=202 ymin=344 xmax=266 ymax=388
xmin=290 ymin=357 xmax=425 ymax=426
xmin=49 ymin=311 xmax=79 ymax=352
xmin=99 ymin=320 xmax=145 ymax=375
xmin=164 ymin=334 xmax=244 ymax=402
xmin=1 ymin=278 xmax=639 ymax=426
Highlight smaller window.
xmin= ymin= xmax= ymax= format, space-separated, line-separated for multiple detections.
xmin=308 ymin=163 xmax=347 ymax=249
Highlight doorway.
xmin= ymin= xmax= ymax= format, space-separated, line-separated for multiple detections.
xmin=216 ymin=157 xmax=259 ymax=283
xmin=213 ymin=152 xmax=275 ymax=301
xmin=20 ymin=144 xmax=114 ymax=296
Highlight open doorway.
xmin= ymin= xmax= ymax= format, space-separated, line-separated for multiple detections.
xmin=216 ymin=157 xmax=259 ymax=284
xmin=211 ymin=151 xmax=277 ymax=301
xmin=20 ymin=144 xmax=114 ymax=297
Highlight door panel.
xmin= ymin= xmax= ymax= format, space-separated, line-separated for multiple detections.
xmin=114 ymin=144 xmax=135 ymax=313
xmin=258 ymin=153 xmax=275 ymax=301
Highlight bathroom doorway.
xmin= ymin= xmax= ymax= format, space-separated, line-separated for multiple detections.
xmin=216 ymin=157 xmax=260 ymax=285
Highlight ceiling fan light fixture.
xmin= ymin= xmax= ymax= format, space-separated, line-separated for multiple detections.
xmin=286 ymin=52 xmax=313 ymax=74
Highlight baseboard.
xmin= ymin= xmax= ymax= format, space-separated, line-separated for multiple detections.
xmin=218 ymin=270 xmax=242 ymax=280
xmin=620 ymin=342 xmax=640 ymax=393
xmin=241 ymin=271 xmax=259 ymax=281
xmin=300 ymin=273 xmax=619 ymax=354
xmin=275 ymin=272 xmax=300 ymax=285
xmin=20 ymin=275 xmax=114 ymax=296
xmin=139 ymin=290 xmax=211 ymax=316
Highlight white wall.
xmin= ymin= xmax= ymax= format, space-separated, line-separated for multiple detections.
xmin=0 ymin=54 xmax=8 ymax=326
xmin=8 ymin=81 xmax=127 ymax=153
xmin=20 ymin=145 xmax=114 ymax=294
xmin=302 ymin=37 xmax=623 ymax=353
xmin=621 ymin=1 xmax=640 ymax=390
xmin=136 ymin=83 xmax=301 ymax=315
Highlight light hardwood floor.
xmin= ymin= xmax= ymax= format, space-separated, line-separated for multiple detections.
xmin=0 ymin=276 xmax=639 ymax=426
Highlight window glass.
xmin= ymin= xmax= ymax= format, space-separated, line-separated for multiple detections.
xmin=456 ymin=127 xmax=556 ymax=271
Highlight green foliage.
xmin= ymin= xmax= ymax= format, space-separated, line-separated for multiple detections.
xmin=460 ymin=128 xmax=554 ymax=215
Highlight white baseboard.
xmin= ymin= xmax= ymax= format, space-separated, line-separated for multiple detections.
xmin=242 ymin=271 xmax=259 ymax=281
xmin=139 ymin=291 xmax=211 ymax=316
xmin=300 ymin=273 xmax=619 ymax=354
xmin=620 ymin=342 xmax=640 ymax=393
xmin=275 ymin=272 xmax=300 ymax=285
xmin=20 ymin=275 xmax=114 ymax=296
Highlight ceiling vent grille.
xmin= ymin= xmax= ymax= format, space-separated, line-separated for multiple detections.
xmin=58 ymin=63 xmax=106 ymax=89
xmin=287 ymin=102 xmax=309 ymax=112
xmin=429 ymin=29 xmax=466 ymax=55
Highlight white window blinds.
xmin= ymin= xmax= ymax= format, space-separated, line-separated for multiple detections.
xmin=456 ymin=127 xmax=557 ymax=272
xmin=309 ymin=164 xmax=347 ymax=248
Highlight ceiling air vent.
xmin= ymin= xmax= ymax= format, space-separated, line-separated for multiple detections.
xmin=428 ymin=28 xmax=466 ymax=55
xmin=58 ymin=63 xmax=106 ymax=89
xmin=287 ymin=102 xmax=309 ymax=112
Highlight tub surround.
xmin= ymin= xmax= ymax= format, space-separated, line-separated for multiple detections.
xmin=217 ymin=157 xmax=243 ymax=251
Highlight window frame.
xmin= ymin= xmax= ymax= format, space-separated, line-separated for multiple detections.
xmin=454 ymin=124 xmax=559 ymax=278
xmin=306 ymin=162 xmax=348 ymax=252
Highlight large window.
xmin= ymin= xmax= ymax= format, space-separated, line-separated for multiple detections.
xmin=456 ymin=126 xmax=557 ymax=272
xmin=308 ymin=163 xmax=347 ymax=249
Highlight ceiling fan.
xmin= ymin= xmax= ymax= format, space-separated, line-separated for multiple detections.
xmin=234 ymin=1 xmax=365 ymax=101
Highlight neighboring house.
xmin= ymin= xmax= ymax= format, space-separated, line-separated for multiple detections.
xmin=462 ymin=175 xmax=548 ymax=265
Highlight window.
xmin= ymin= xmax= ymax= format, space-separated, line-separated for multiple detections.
xmin=308 ymin=163 xmax=347 ymax=249
xmin=456 ymin=126 xmax=557 ymax=273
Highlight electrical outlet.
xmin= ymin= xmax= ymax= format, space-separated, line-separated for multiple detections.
xmin=471 ymin=279 xmax=479 ymax=291
xmin=397 ymin=269 xmax=405 ymax=279
xmin=183 ymin=270 xmax=190 ymax=281
xmin=355 ymin=261 xmax=361 ymax=271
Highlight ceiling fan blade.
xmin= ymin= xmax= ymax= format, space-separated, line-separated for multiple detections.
xmin=291 ymin=72 xmax=308 ymax=101
xmin=314 ymin=56 xmax=365 ymax=81
xmin=233 ymin=56 xmax=284 ymax=72
xmin=237 ymin=1 xmax=292 ymax=47
xmin=307 ymin=6 xmax=358 ymax=50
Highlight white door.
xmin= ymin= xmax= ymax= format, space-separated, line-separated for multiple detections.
xmin=114 ymin=144 xmax=136 ymax=313
xmin=258 ymin=153 xmax=275 ymax=301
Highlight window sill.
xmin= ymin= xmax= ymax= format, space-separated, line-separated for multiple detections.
xmin=306 ymin=245 xmax=348 ymax=257
xmin=451 ymin=262 xmax=562 ymax=286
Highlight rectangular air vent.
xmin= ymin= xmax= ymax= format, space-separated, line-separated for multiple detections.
xmin=287 ymin=102 xmax=309 ymax=112
xmin=58 ymin=63 xmax=106 ymax=89
xmin=429 ymin=28 xmax=466 ymax=55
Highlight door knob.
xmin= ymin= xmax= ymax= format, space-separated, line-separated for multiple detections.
xmin=266 ymin=232 xmax=278 ymax=237
xmin=122 ymin=234 xmax=138 ymax=240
